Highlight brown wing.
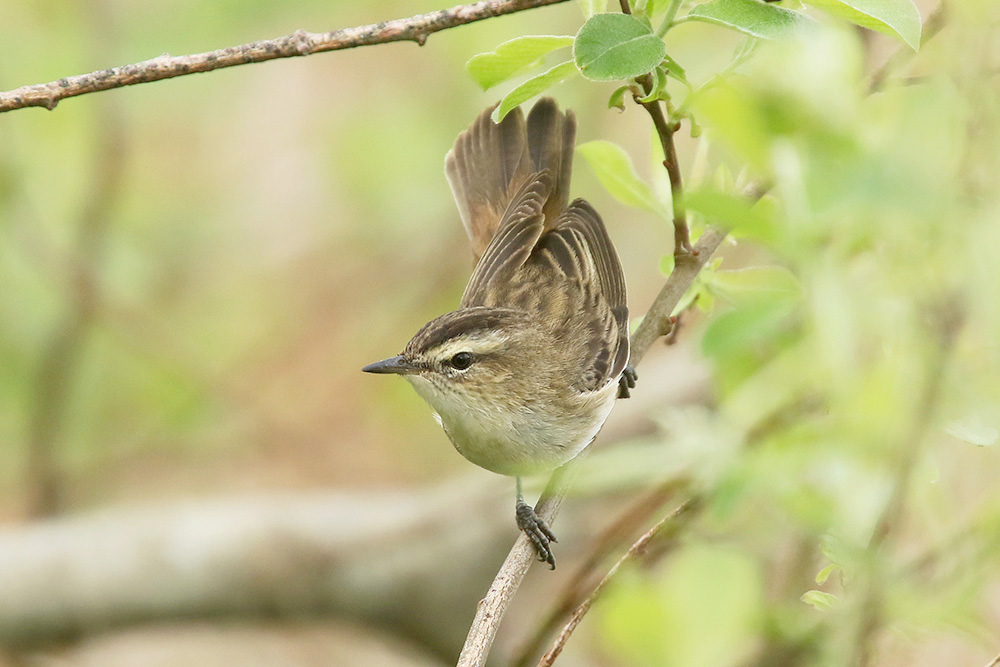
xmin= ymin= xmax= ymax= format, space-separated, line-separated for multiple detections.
xmin=530 ymin=200 xmax=630 ymax=391
xmin=449 ymin=100 xmax=627 ymax=391
xmin=445 ymin=98 xmax=576 ymax=261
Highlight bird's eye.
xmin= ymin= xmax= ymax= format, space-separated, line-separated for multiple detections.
xmin=449 ymin=352 xmax=474 ymax=370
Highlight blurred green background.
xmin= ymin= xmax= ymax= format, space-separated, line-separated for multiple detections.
xmin=2 ymin=0 xmax=999 ymax=666
xmin=0 ymin=0 xmax=683 ymax=510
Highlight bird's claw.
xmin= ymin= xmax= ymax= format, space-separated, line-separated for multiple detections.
xmin=516 ymin=501 xmax=557 ymax=569
xmin=617 ymin=366 xmax=638 ymax=399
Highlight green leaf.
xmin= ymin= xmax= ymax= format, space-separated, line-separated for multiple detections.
xmin=608 ymin=84 xmax=632 ymax=111
xmin=574 ymin=13 xmax=667 ymax=81
xmin=820 ymin=534 xmax=866 ymax=577
xmin=491 ymin=61 xmax=578 ymax=123
xmin=645 ymin=0 xmax=672 ymax=16
xmin=466 ymin=35 xmax=575 ymax=91
xmin=662 ymin=54 xmax=691 ymax=88
xmin=801 ymin=590 xmax=840 ymax=610
xmin=637 ymin=65 xmax=668 ymax=102
xmin=815 ymin=564 xmax=837 ymax=585
xmin=578 ymin=140 xmax=669 ymax=215
xmin=802 ymin=0 xmax=921 ymax=50
xmin=577 ymin=0 xmax=609 ymax=18
xmin=945 ymin=415 xmax=999 ymax=447
xmin=710 ymin=266 xmax=801 ymax=303
xmin=701 ymin=296 xmax=794 ymax=360
xmin=685 ymin=188 xmax=776 ymax=240
xmin=687 ymin=0 xmax=815 ymax=40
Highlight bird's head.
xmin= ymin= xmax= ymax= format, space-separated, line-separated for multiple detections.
xmin=362 ymin=307 xmax=545 ymax=416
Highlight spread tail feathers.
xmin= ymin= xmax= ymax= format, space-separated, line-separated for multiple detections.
xmin=445 ymin=98 xmax=577 ymax=260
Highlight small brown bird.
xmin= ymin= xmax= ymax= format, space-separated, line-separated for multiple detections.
xmin=363 ymin=99 xmax=633 ymax=567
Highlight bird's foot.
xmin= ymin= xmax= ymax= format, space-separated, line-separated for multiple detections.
xmin=516 ymin=501 xmax=558 ymax=569
xmin=617 ymin=365 xmax=638 ymax=399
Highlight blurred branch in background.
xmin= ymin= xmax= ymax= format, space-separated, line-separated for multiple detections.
xmin=0 ymin=0 xmax=570 ymax=113
xmin=538 ymin=495 xmax=703 ymax=666
xmin=0 ymin=482 xmax=513 ymax=659
xmin=23 ymin=60 xmax=128 ymax=516
xmin=853 ymin=300 xmax=964 ymax=667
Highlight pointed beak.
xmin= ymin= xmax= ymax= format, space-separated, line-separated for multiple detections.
xmin=362 ymin=354 xmax=419 ymax=375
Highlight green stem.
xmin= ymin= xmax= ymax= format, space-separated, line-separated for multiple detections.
xmin=656 ymin=0 xmax=685 ymax=37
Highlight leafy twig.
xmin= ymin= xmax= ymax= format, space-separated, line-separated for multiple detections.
xmin=0 ymin=0 xmax=571 ymax=113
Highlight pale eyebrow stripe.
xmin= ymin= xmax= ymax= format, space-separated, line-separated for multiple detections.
xmin=431 ymin=331 xmax=510 ymax=360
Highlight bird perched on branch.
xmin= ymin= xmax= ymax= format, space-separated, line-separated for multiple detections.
xmin=364 ymin=98 xmax=633 ymax=568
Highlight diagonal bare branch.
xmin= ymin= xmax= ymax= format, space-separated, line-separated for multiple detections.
xmin=538 ymin=496 xmax=703 ymax=666
xmin=510 ymin=478 xmax=686 ymax=667
xmin=0 ymin=0 xmax=571 ymax=113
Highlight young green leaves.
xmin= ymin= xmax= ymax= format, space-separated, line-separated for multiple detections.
xmin=801 ymin=0 xmax=922 ymax=50
xmin=686 ymin=0 xmax=815 ymax=40
xmin=467 ymin=0 xmax=924 ymax=122
xmin=573 ymin=14 xmax=666 ymax=81
xmin=578 ymin=140 xmax=671 ymax=217
xmin=490 ymin=61 xmax=579 ymax=123
xmin=466 ymin=36 xmax=575 ymax=91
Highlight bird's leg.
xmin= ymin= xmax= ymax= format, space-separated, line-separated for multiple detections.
xmin=617 ymin=366 xmax=638 ymax=399
xmin=515 ymin=477 xmax=557 ymax=569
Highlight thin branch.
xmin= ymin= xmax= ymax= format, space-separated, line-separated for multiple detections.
xmin=983 ymin=651 xmax=1000 ymax=667
xmin=619 ymin=0 xmax=693 ymax=256
xmin=638 ymin=90 xmax=693 ymax=256
xmin=456 ymin=226 xmax=727 ymax=667
xmin=631 ymin=228 xmax=726 ymax=360
xmin=0 ymin=0 xmax=571 ymax=113
xmin=538 ymin=497 xmax=703 ymax=666
xmin=511 ymin=478 xmax=687 ymax=667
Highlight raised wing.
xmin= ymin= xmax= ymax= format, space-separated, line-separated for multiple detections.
xmin=449 ymin=101 xmax=628 ymax=393
xmin=460 ymin=172 xmax=550 ymax=308
xmin=445 ymin=99 xmax=576 ymax=262
xmin=445 ymin=106 xmax=534 ymax=261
